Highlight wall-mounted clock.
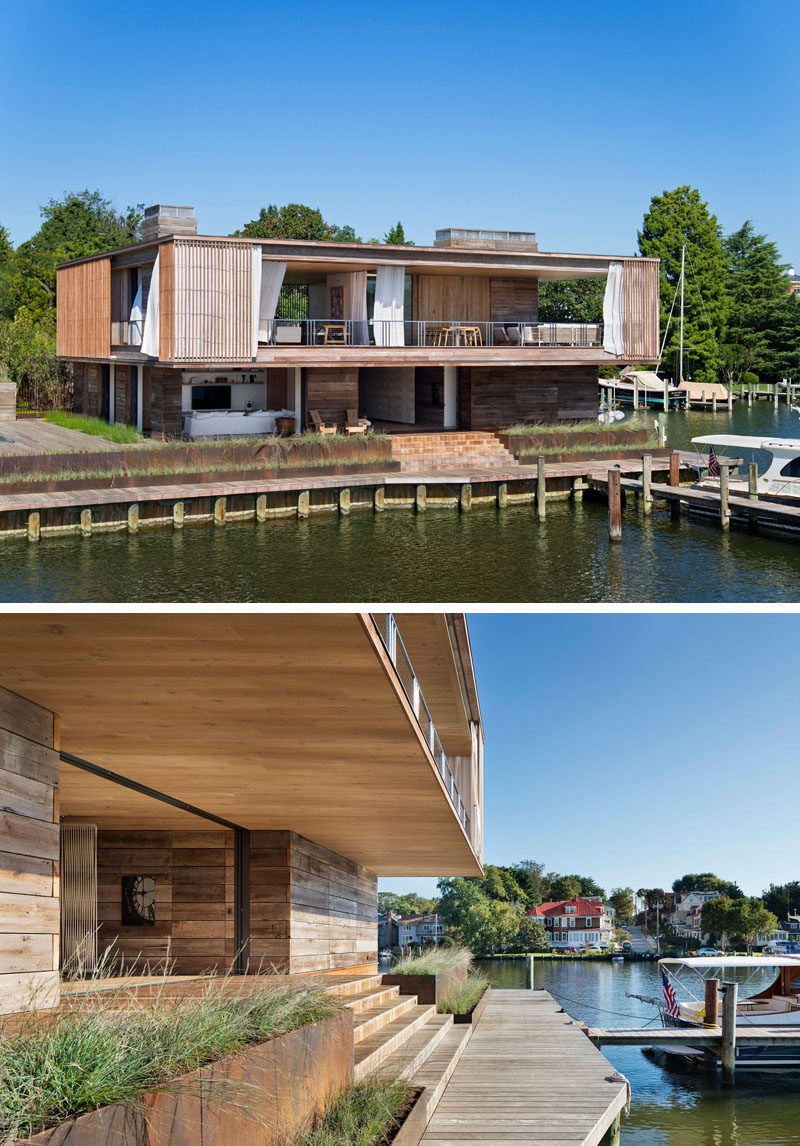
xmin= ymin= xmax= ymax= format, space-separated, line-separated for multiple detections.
xmin=122 ymin=875 xmax=156 ymax=926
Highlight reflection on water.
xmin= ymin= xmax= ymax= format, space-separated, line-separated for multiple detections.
xmin=2 ymin=404 xmax=800 ymax=603
xmin=476 ymin=959 xmax=800 ymax=1146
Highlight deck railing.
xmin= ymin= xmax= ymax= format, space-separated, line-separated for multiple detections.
xmin=371 ymin=613 xmax=469 ymax=837
xmin=260 ymin=319 xmax=604 ymax=349
xmin=111 ymin=319 xmax=144 ymax=347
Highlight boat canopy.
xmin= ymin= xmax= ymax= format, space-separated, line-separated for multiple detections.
xmin=619 ymin=368 xmax=667 ymax=391
xmin=661 ymin=956 xmax=800 ymax=970
xmin=691 ymin=435 xmax=788 ymax=450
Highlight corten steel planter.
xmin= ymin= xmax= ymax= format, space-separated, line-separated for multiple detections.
xmin=382 ymin=967 xmax=468 ymax=1007
xmin=515 ymin=446 xmax=671 ymax=466
xmin=452 ymin=985 xmax=490 ymax=1025
xmin=499 ymin=427 xmax=649 ymax=457
xmin=14 ymin=1011 xmax=353 ymax=1146
xmin=389 ymin=1088 xmax=427 ymax=1146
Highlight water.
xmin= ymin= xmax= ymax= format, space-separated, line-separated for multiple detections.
xmin=476 ymin=958 xmax=800 ymax=1145
xmin=2 ymin=403 xmax=800 ymax=603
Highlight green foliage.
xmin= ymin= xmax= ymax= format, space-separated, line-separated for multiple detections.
xmin=538 ymin=278 xmax=605 ymax=323
xmin=377 ymin=891 xmax=438 ymax=916
xmin=672 ymin=873 xmax=743 ymax=898
xmin=638 ymin=186 xmax=727 ymax=385
xmin=0 ymin=979 xmax=341 ymax=1143
xmin=437 ymin=974 xmax=488 ymax=1015
xmin=608 ymin=887 xmax=635 ymax=923
xmin=762 ymin=882 xmax=800 ymax=919
xmin=436 ymin=878 xmax=522 ymax=955
xmin=384 ymin=222 xmax=414 ymax=246
xmin=0 ymin=224 xmax=12 ymax=264
xmin=295 ymin=1077 xmax=412 ymax=1146
xmin=391 ymin=945 xmax=473 ymax=975
xmin=507 ymin=914 xmax=549 ymax=954
xmin=701 ymin=896 xmax=778 ymax=952
xmin=722 ymin=220 xmax=794 ymax=383
xmin=41 ymin=412 xmax=144 ymax=444
xmin=235 ymin=204 xmax=361 ymax=243
xmin=742 ymin=371 xmax=759 ymax=386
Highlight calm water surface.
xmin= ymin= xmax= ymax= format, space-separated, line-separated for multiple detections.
xmin=476 ymin=959 xmax=800 ymax=1146
xmin=2 ymin=404 xmax=800 ymax=603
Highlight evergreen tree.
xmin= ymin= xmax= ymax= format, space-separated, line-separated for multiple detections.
xmin=236 ymin=203 xmax=361 ymax=243
xmin=723 ymin=221 xmax=790 ymax=383
xmin=384 ymin=221 xmax=414 ymax=246
xmin=638 ymin=186 xmax=727 ymax=385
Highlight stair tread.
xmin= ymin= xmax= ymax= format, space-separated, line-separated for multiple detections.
xmin=374 ymin=1013 xmax=453 ymax=1077
xmin=343 ymin=985 xmax=400 ymax=1011
xmin=411 ymin=1022 xmax=471 ymax=1086
xmin=354 ymin=1003 xmax=436 ymax=1063
xmin=352 ymin=995 xmax=418 ymax=1042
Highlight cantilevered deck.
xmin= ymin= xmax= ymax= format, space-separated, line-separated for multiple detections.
xmin=421 ymin=990 xmax=628 ymax=1146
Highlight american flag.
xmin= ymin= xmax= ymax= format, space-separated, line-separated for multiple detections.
xmin=661 ymin=969 xmax=680 ymax=1019
xmin=708 ymin=446 xmax=720 ymax=477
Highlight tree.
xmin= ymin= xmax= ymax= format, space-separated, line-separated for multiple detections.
xmin=437 ymin=877 xmax=523 ymax=955
xmin=511 ymin=860 xmax=547 ymax=906
xmin=700 ymin=897 xmax=731 ymax=949
xmin=548 ymin=875 xmax=582 ymax=901
xmin=0 ymin=224 xmax=12 ymax=264
xmin=235 ymin=203 xmax=361 ymax=243
xmin=727 ymin=899 xmax=777 ymax=954
xmin=378 ymin=891 xmax=438 ymax=916
xmin=723 ymin=221 xmax=792 ymax=384
xmin=672 ymin=873 xmax=743 ymax=898
xmin=638 ymin=186 xmax=727 ymax=385
xmin=762 ymin=881 xmax=800 ymax=919
xmin=577 ymin=876 xmax=606 ymax=899
xmin=538 ymin=278 xmax=605 ymax=323
xmin=507 ymin=914 xmax=549 ymax=954
xmin=384 ymin=221 xmax=414 ymax=246
xmin=609 ymin=888 xmax=635 ymax=923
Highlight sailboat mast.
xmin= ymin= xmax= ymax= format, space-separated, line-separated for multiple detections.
xmin=679 ymin=244 xmax=686 ymax=384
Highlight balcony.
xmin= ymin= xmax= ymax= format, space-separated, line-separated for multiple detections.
xmin=258 ymin=319 xmax=604 ymax=349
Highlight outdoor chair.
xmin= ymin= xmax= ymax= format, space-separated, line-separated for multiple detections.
xmin=308 ymin=410 xmax=337 ymax=435
xmin=345 ymin=409 xmax=368 ymax=435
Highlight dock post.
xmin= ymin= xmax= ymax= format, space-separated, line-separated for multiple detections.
xmin=537 ymin=456 xmax=546 ymax=521
xmin=572 ymin=477 xmax=585 ymax=503
xmin=497 ymin=482 xmax=508 ymax=509
xmin=600 ymin=1114 xmax=621 ymax=1146
xmin=214 ymin=497 xmax=226 ymax=527
xmin=748 ymin=462 xmax=758 ymax=501
xmin=712 ymin=393 xmax=717 ymax=414
xmin=720 ymin=463 xmax=730 ymax=530
xmin=27 ymin=512 xmax=40 ymax=543
xmin=339 ymin=488 xmax=351 ymax=516
xmin=526 ymin=954 xmax=534 ymax=989
xmin=728 ymin=386 xmax=733 ymax=411
xmin=774 ymin=384 xmax=779 ymax=410
xmin=642 ymin=453 xmax=652 ymax=516
xmin=415 ymin=484 xmax=426 ymax=513
xmin=608 ymin=469 xmax=622 ymax=542
xmin=657 ymin=412 xmax=667 ymax=447
xmin=633 ymin=379 xmax=639 ymax=410
xmin=374 ymin=486 xmax=385 ymax=512
xmin=80 ymin=509 xmax=92 ymax=538
xmin=663 ymin=381 xmax=669 ymax=411
xmin=747 ymin=385 xmax=753 ymax=407
xmin=704 ymin=977 xmax=720 ymax=1027
xmin=127 ymin=504 xmax=139 ymax=534
xmin=255 ymin=495 xmax=266 ymax=524
xmin=173 ymin=500 xmax=185 ymax=529
xmin=721 ymin=981 xmax=737 ymax=1084
xmin=297 ymin=491 xmax=310 ymax=518
xmin=460 ymin=483 xmax=472 ymax=512
xmin=669 ymin=451 xmax=681 ymax=521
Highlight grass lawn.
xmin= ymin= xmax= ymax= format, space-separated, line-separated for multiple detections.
xmin=42 ymin=412 xmax=145 ymax=444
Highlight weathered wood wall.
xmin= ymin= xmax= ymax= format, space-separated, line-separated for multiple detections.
xmin=96 ymin=830 xmax=235 ymax=975
xmin=306 ymin=367 xmax=359 ymax=426
xmin=0 ymin=686 xmax=60 ymax=1016
xmin=147 ymin=368 xmax=182 ymax=437
xmin=623 ymin=259 xmax=660 ymax=360
xmin=489 ymin=277 xmax=538 ymax=321
xmin=414 ymin=366 xmax=445 ymax=426
xmin=414 ymin=275 xmax=490 ymax=322
xmin=56 ymin=259 xmax=111 ymax=359
xmin=113 ymin=365 xmax=130 ymax=424
xmin=359 ymin=367 xmax=414 ymax=423
xmin=461 ymin=366 xmax=597 ymax=428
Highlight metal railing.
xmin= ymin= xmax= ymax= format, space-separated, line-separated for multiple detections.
xmin=371 ymin=613 xmax=469 ymax=836
xmin=259 ymin=319 xmax=604 ymax=349
xmin=111 ymin=319 xmax=145 ymax=347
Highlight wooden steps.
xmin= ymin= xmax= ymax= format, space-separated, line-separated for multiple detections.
xmin=389 ymin=432 xmax=524 ymax=474
xmin=408 ymin=1023 xmax=473 ymax=1120
xmin=343 ymin=983 xmax=401 ymax=1014
xmin=354 ymin=1003 xmax=436 ymax=1080
xmin=375 ymin=1012 xmax=455 ymax=1080
xmin=353 ymin=994 xmax=422 ymax=1045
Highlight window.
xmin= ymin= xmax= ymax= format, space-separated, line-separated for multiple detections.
xmin=569 ymin=918 xmax=575 ymax=927
xmin=780 ymin=456 xmax=800 ymax=477
xmin=565 ymin=906 xmax=575 ymax=914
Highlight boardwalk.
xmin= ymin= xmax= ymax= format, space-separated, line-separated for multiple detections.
xmin=421 ymin=990 xmax=627 ymax=1146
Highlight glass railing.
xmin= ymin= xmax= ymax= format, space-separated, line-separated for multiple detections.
xmin=371 ymin=613 xmax=470 ymax=837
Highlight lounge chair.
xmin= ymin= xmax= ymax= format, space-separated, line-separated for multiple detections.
xmin=308 ymin=410 xmax=337 ymax=435
xmin=346 ymin=409 xmax=368 ymax=435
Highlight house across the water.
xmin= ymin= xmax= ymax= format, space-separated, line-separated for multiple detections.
xmin=529 ymin=896 xmax=614 ymax=949
xmin=56 ymin=206 xmax=660 ymax=438
xmin=0 ymin=612 xmax=483 ymax=1016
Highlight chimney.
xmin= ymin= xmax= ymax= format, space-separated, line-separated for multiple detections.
xmin=434 ymin=227 xmax=538 ymax=252
xmin=141 ymin=205 xmax=197 ymax=243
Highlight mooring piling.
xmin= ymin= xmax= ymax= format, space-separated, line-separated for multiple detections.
xmin=537 ymin=455 xmax=546 ymax=521
xmin=608 ymin=469 xmax=622 ymax=541
xmin=721 ymin=981 xmax=738 ymax=1084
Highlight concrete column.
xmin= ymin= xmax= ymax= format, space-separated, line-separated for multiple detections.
xmin=0 ymin=686 xmax=60 ymax=1016
xmin=443 ymin=366 xmax=458 ymax=429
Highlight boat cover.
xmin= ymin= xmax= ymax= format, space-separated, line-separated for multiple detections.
xmin=661 ymin=956 xmax=800 ymax=969
xmin=691 ymin=435 xmax=800 ymax=450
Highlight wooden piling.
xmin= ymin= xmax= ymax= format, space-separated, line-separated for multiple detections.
xmin=657 ymin=412 xmax=667 ymax=446
xmin=255 ymin=495 xmax=266 ymax=523
xmin=728 ymin=386 xmax=733 ymax=411
xmin=572 ymin=477 xmax=585 ymax=503
xmin=537 ymin=455 xmax=546 ymax=521
xmin=669 ymin=451 xmax=681 ymax=520
xmin=704 ymin=978 xmax=720 ymax=1027
xmin=748 ymin=462 xmax=758 ymax=501
xmin=214 ymin=497 xmax=226 ymax=526
xmin=415 ymin=484 xmax=426 ymax=513
xmin=721 ymin=981 xmax=737 ymax=1084
xmin=339 ymin=488 xmax=351 ymax=515
xmin=497 ymin=482 xmax=508 ymax=509
xmin=460 ymin=483 xmax=472 ymax=512
xmin=127 ymin=504 xmax=139 ymax=534
xmin=80 ymin=508 xmax=91 ymax=538
xmin=525 ymin=955 xmax=534 ymax=990
xmin=374 ymin=486 xmax=385 ymax=512
xmin=27 ymin=512 xmax=40 ymax=543
xmin=720 ymin=463 xmax=730 ymax=529
xmin=663 ymin=382 xmax=669 ymax=411
xmin=642 ymin=453 xmax=652 ymax=516
xmin=173 ymin=500 xmax=184 ymax=529
xmin=608 ymin=469 xmax=622 ymax=541
xmin=297 ymin=490 xmax=310 ymax=518
xmin=712 ymin=393 xmax=717 ymax=414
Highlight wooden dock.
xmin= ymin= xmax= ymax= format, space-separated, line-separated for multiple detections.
xmin=587 ymin=1026 xmax=800 ymax=1049
xmin=420 ymin=990 xmax=628 ymax=1146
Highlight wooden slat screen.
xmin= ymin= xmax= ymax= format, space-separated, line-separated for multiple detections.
xmin=489 ymin=277 xmax=538 ymax=321
xmin=60 ymin=823 xmax=98 ymax=975
xmin=414 ymin=274 xmax=490 ymax=322
xmin=623 ymin=260 xmax=660 ymax=360
xmin=163 ymin=238 xmax=256 ymax=361
xmin=56 ymin=258 xmax=111 ymax=358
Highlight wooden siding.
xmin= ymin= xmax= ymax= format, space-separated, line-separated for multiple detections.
xmin=162 ymin=238 xmax=256 ymax=362
xmin=359 ymin=367 xmax=414 ymax=424
xmin=415 ymin=275 xmax=490 ymax=322
xmin=489 ymin=277 xmax=538 ymax=321
xmin=147 ymin=368 xmax=182 ymax=437
xmin=0 ymin=686 xmax=59 ymax=1016
xmin=461 ymin=366 xmax=597 ymax=429
xmin=414 ymin=366 xmax=445 ymax=427
xmin=57 ymin=259 xmax=111 ymax=359
xmin=306 ymin=367 xmax=359 ymax=426
xmin=96 ymin=829 xmax=235 ymax=975
xmin=113 ymin=364 xmax=130 ymax=425
xmin=623 ymin=258 xmax=660 ymax=360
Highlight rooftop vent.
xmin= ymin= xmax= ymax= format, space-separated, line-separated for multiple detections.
xmin=434 ymin=227 xmax=538 ymax=252
xmin=141 ymin=205 xmax=197 ymax=243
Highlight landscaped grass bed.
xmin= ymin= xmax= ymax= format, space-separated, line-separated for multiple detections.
xmin=295 ymin=1078 xmax=414 ymax=1146
xmin=0 ymin=979 xmax=341 ymax=1145
xmin=42 ymin=412 xmax=145 ymax=444
xmin=390 ymin=946 xmax=472 ymax=976
xmin=437 ymin=974 xmax=488 ymax=1015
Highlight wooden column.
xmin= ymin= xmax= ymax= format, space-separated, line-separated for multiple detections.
xmin=720 ymin=463 xmax=730 ymax=530
xmin=608 ymin=469 xmax=622 ymax=542
xmin=721 ymin=980 xmax=737 ymax=1084
xmin=537 ymin=456 xmax=546 ymax=521
xmin=642 ymin=453 xmax=652 ymax=516
xmin=748 ymin=462 xmax=758 ymax=501
xmin=669 ymin=451 xmax=681 ymax=520
xmin=704 ymin=977 xmax=720 ymax=1026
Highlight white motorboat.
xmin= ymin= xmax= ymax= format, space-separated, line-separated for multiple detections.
xmin=690 ymin=434 xmax=800 ymax=503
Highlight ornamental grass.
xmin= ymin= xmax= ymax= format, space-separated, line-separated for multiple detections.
xmin=437 ymin=973 xmax=489 ymax=1015
xmin=296 ymin=1077 xmax=413 ymax=1146
xmin=391 ymin=945 xmax=473 ymax=976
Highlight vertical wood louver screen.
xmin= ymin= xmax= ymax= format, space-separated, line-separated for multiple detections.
xmin=60 ymin=823 xmax=98 ymax=975
xmin=56 ymin=259 xmax=111 ymax=358
xmin=623 ymin=260 xmax=660 ymax=360
xmin=164 ymin=239 xmax=256 ymax=361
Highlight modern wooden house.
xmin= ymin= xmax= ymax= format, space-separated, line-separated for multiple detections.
xmin=56 ymin=206 xmax=660 ymax=437
xmin=0 ymin=612 xmax=483 ymax=1017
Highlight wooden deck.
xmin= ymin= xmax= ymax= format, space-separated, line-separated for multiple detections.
xmin=420 ymin=990 xmax=627 ymax=1146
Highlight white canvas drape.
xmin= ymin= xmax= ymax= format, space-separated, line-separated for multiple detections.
xmin=258 ymin=259 xmax=287 ymax=345
xmin=373 ymin=265 xmax=405 ymax=346
xmin=128 ymin=282 xmax=143 ymax=346
xmin=251 ymin=247 xmax=262 ymax=358
xmin=602 ymin=261 xmax=625 ymax=355
xmin=349 ymin=270 xmax=368 ymax=344
xmin=140 ymin=253 xmax=160 ymax=357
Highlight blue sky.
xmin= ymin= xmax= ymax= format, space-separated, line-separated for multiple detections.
xmin=3 ymin=0 xmax=799 ymax=265
xmin=379 ymin=612 xmax=795 ymax=902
